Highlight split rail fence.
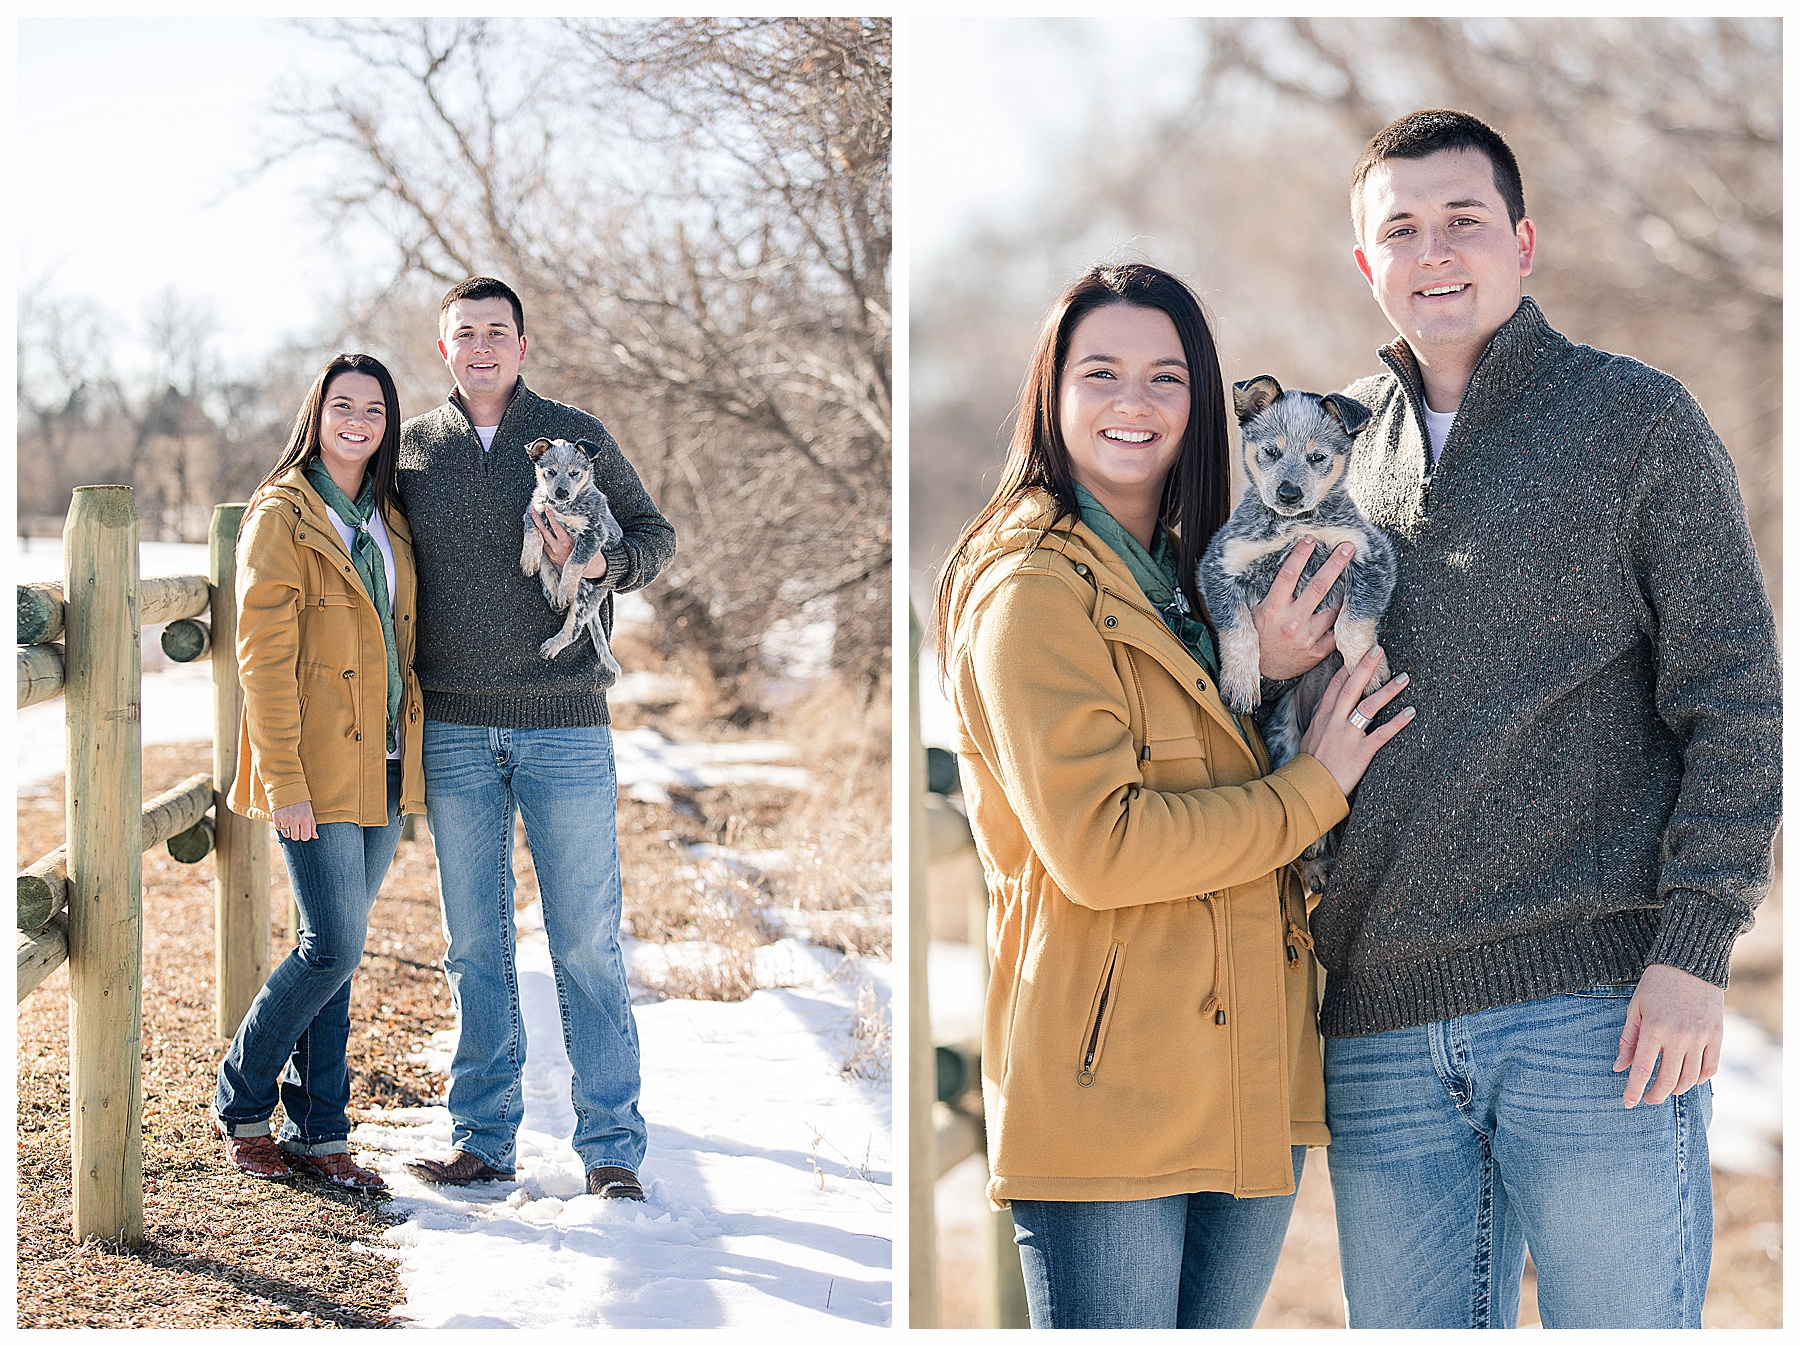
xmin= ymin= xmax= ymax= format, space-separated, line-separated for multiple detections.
xmin=16 ymin=487 xmax=269 ymax=1247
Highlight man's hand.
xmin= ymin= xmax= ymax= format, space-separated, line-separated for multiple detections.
xmin=1614 ymin=963 xmax=1724 ymax=1108
xmin=1254 ymin=536 xmax=1355 ymax=680
xmin=533 ymin=508 xmax=608 ymax=580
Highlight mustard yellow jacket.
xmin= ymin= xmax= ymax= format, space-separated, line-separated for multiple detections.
xmin=945 ymin=491 xmax=1349 ymax=1205
xmin=227 ymin=468 xmax=425 ymax=825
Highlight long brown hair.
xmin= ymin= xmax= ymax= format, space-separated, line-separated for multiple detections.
xmin=256 ymin=353 xmax=404 ymax=519
xmin=931 ymin=262 xmax=1231 ymax=678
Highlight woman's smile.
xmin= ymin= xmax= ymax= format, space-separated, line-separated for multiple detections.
xmin=1058 ymin=303 xmax=1189 ymax=544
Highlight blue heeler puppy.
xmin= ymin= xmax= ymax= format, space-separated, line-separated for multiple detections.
xmin=519 ymin=436 xmax=626 ymax=673
xmin=1198 ymin=376 xmax=1396 ymax=888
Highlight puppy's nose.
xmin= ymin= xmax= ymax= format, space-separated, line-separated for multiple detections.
xmin=1276 ymin=482 xmax=1303 ymax=506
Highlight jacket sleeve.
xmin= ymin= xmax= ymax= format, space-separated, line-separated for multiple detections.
xmin=583 ymin=422 xmax=676 ymax=595
xmin=235 ymin=507 xmax=311 ymax=811
xmin=955 ymin=567 xmax=1348 ymax=910
xmin=1620 ymin=386 xmax=1781 ymax=985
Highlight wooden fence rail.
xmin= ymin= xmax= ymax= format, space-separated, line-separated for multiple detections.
xmin=14 ymin=490 xmax=265 ymax=1248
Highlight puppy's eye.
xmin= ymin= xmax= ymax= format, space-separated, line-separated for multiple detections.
xmin=1261 ymin=445 xmax=1280 ymax=458
xmin=1307 ymin=453 xmax=1327 ymax=465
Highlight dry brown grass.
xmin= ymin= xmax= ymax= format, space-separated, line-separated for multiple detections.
xmin=17 ymin=743 xmax=424 ymax=1329
xmin=838 ymin=979 xmax=893 ymax=1082
xmin=616 ymin=673 xmax=894 ymax=1000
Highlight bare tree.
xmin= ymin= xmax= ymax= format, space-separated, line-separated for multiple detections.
xmin=267 ymin=17 xmax=893 ymax=709
xmin=18 ymin=283 xmax=304 ymax=540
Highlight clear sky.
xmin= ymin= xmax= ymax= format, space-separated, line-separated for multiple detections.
xmin=908 ymin=18 xmax=1203 ymax=267
xmin=18 ymin=17 xmax=387 ymax=376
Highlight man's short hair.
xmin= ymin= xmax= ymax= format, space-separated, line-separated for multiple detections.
xmin=439 ymin=276 xmax=526 ymax=338
xmin=1351 ymin=109 xmax=1527 ymax=240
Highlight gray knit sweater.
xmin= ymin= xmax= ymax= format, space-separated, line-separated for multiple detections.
xmin=1313 ymin=298 xmax=1780 ymax=1037
xmin=396 ymin=380 xmax=676 ymax=728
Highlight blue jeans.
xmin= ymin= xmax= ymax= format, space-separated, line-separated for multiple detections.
xmin=422 ymin=720 xmax=645 ymax=1174
xmin=213 ymin=760 xmax=404 ymax=1155
xmin=1324 ymin=985 xmax=1712 ymax=1328
xmin=1010 ymin=1146 xmax=1305 ymax=1328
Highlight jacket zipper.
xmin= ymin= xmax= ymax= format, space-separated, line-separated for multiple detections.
xmin=1122 ymin=648 xmax=1151 ymax=762
xmin=1077 ymin=942 xmax=1123 ymax=1087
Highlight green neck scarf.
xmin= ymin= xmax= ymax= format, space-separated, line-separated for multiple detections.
xmin=305 ymin=464 xmax=401 ymax=753
xmin=1072 ymin=482 xmax=1220 ymax=680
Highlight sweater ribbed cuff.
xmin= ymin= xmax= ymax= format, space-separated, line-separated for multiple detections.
xmin=600 ymin=539 xmax=633 ymax=593
xmin=1646 ymin=889 xmax=1745 ymax=988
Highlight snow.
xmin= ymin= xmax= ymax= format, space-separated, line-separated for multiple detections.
xmin=16 ymin=536 xmax=892 ymax=1328
xmin=358 ymin=916 xmax=892 ymax=1329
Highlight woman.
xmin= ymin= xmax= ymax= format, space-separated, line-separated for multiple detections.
xmin=932 ymin=263 xmax=1413 ymax=1328
xmin=211 ymin=353 xmax=425 ymax=1192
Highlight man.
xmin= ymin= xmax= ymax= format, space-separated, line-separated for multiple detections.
xmin=1265 ymin=110 xmax=1778 ymax=1327
xmin=395 ymin=276 xmax=676 ymax=1200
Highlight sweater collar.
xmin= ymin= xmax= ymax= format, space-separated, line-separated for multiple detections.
xmin=449 ymin=376 xmax=529 ymax=428
xmin=1378 ymin=296 xmax=1562 ymax=429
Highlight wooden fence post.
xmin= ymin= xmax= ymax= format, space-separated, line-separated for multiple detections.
xmin=64 ymin=485 xmax=144 ymax=1247
xmin=908 ymin=607 xmax=939 ymax=1326
xmin=209 ymin=504 xmax=268 ymax=1039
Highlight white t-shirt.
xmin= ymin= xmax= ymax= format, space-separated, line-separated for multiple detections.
xmin=1423 ymin=405 xmax=1457 ymax=466
xmin=475 ymin=424 xmax=500 ymax=452
xmin=322 ymin=501 xmax=402 ymax=761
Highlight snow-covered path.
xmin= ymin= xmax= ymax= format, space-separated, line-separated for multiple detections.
xmin=361 ymin=913 xmax=891 ymax=1329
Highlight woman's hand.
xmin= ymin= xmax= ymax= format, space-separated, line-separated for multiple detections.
xmin=271 ymin=800 xmax=318 ymax=843
xmin=1299 ymin=646 xmax=1414 ymax=796
xmin=1254 ymin=536 xmax=1355 ymax=680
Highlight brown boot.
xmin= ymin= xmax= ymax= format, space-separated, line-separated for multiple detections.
xmin=287 ymin=1150 xmax=388 ymax=1192
xmin=213 ymin=1119 xmax=294 ymax=1181
xmin=403 ymin=1150 xmax=515 ymax=1185
xmin=585 ymin=1165 xmax=645 ymax=1201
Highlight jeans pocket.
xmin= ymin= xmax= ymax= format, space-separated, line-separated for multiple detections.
xmin=1568 ymin=982 xmax=1637 ymax=998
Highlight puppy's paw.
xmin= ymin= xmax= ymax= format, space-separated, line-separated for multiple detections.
xmin=1293 ymin=853 xmax=1333 ymax=898
xmin=1334 ymin=616 xmax=1386 ymax=691
xmin=1216 ymin=620 xmax=1262 ymax=713
xmin=520 ymin=532 xmax=543 ymax=577
xmin=539 ymin=632 xmax=573 ymax=660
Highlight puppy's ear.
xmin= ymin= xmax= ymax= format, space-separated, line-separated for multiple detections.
xmin=1321 ymin=393 xmax=1372 ymax=437
xmin=574 ymin=438 xmax=604 ymax=463
xmin=1231 ymin=376 xmax=1283 ymax=423
xmin=525 ymin=437 xmax=554 ymax=462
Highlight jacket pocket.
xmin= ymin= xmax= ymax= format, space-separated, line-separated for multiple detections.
xmin=1076 ymin=940 xmax=1126 ymax=1087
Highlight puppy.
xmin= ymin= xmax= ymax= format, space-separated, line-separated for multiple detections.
xmin=1197 ymin=376 xmax=1396 ymax=891
xmin=519 ymin=436 xmax=625 ymax=673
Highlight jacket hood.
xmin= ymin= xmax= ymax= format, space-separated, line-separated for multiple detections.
xmin=949 ymin=488 xmax=1145 ymax=634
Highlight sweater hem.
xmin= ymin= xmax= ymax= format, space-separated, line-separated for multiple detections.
xmin=424 ymin=690 xmax=611 ymax=729
xmin=1320 ymin=907 xmax=1661 ymax=1037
